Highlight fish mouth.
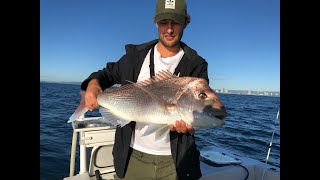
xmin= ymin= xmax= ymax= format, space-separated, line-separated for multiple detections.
xmin=208 ymin=110 xmax=228 ymax=120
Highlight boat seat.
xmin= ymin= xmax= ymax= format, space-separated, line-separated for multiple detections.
xmin=88 ymin=145 xmax=115 ymax=179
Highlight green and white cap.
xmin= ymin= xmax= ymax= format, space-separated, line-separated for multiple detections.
xmin=154 ymin=0 xmax=187 ymax=25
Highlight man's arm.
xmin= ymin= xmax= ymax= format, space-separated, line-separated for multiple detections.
xmin=80 ymin=54 xmax=128 ymax=91
xmin=80 ymin=54 xmax=129 ymax=110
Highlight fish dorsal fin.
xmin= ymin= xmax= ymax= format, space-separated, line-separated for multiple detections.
xmin=137 ymin=70 xmax=177 ymax=87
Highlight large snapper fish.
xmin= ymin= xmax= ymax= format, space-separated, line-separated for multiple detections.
xmin=69 ymin=70 xmax=227 ymax=140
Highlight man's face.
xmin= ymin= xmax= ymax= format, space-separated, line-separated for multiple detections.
xmin=156 ymin=19 xmax=185 ymax=48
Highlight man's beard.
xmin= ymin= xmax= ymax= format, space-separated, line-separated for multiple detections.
xmin=159 ymin=31 xmax=184 ymax=48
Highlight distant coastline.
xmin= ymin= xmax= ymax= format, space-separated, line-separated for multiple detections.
xmin=214 ymin=88 xmax=280 ymax=97
xmin=40 ymin=81 xmax=81 ymax=85
xmin=40 ymin=81 xmax=280 ymax=97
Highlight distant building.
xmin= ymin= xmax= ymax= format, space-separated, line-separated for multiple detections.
xmin=213 ymin=88 xmax=280 ymax=97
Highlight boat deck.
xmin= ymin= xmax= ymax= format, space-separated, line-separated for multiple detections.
xmin=64 ymin=117 xmax=279 ymax=180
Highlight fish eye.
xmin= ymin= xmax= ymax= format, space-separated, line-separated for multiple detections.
xmin=198 ymin=92 xmax=207 ymax=99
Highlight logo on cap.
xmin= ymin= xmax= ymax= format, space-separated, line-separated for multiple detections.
xmin=165 ymin=0 xmax=175 ymax=9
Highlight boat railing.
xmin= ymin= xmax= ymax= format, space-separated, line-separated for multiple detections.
xmin=68 ymin=115 xmax=116 ymax=177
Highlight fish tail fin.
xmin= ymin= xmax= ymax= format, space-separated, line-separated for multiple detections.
xmin=142 ymin=124 xmax=170 ymax=140
xmin=68 ymin=90 xmax=88 ymax=123
xmin=99 ymin=106 xmax=131 ymax=127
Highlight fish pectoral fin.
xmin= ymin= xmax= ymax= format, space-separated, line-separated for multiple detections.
xmin=68 ymin=90 xmax=88 ymax=123
xmin=127 ymin=80 xmax=176 ymax=114
xmin=142 ymin=124 xmax=170 ymax=140
xmin=99 ymin=106 xmax=130 ymax=127
xmin=131 ymin=82 xmax=170 ymax=108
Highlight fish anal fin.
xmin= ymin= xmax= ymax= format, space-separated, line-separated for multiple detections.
xmin=98 ymin=106 xmax=131 ymax=127
xmin=142 ymin=124 xmax=170 ymax=141
xmin=155 ymin=125 xmax=170 ymax=141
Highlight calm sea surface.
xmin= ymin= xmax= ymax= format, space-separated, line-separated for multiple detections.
xmin=40 ymin=82 xmax=280 ymax=180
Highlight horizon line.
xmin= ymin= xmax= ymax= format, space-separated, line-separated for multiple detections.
xmin=40 ymin=81 xmax=280 ymax=93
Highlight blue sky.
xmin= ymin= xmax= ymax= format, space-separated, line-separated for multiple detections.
xmin=40 ymin=0 xmax=279 ymax=92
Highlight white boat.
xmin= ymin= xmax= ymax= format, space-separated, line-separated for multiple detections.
xmin=63 ymin=117 xmax=280 ymax=180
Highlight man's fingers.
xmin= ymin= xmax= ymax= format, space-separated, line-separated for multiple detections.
xmin=175 ymin=120 xmax=180 ymax=131
xmin=173 ymin=120 xmax=195 ymax=134
xmin=186 ymin=124 xmax=195 ymax=135
xmin=85 ymin=93 xmax=99 ymax=111
xmin=169 ymin=124 xmax=175 ymax=131
xmin=175 ymin=120 xmax=186 ymax=133
xmin=179 ymin=120 xmax=187 ymax=133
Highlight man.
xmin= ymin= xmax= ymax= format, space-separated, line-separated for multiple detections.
xmin=81 ymin=0 xmax=208 ymax=179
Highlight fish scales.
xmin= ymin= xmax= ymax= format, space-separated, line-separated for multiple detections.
xmin=98 ymin=83 xmax=172 ymax=123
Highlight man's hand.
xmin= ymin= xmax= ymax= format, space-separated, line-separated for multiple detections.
xmin=169 ymin=120 xmax=195 ymax=135
xmin=85 ymin=79 xmax=102 ymax=111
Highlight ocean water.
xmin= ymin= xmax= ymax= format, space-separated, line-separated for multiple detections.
xmin=40 ymin=82 xmax=280 ymax=180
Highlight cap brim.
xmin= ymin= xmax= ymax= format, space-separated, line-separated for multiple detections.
xmin=154 ymin=13 xmax=185 ymax=25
